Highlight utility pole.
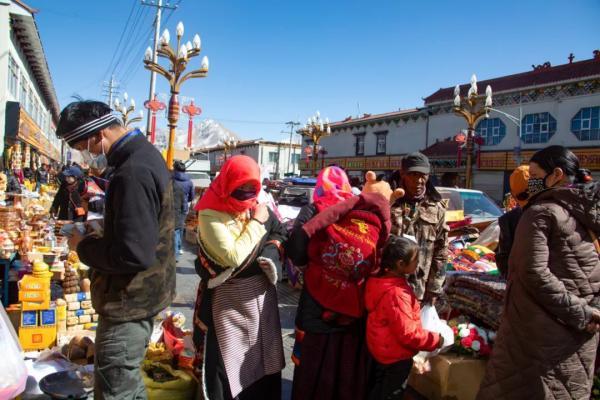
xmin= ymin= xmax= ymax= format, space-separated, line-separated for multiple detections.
xmin=285 ymin=121 xmax=301 ymax=176
xmin=141 ymin=0 xmax=177 ymax=138
xmin=101 ymin=75 xmax=119 ymax=108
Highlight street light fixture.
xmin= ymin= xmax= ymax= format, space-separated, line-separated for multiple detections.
xmin=143 ymin=21 xmax=209 ymax=170
xmin=453 ymin=74 xmax=492 ymax=188
xmin=300 ymin=111 xmax=331 ymax=177
xmin=113 ymin=92 xmax=144 ymax=128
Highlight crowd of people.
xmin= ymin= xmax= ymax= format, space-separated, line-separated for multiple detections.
xmin=49 ymin=99 xmax=600 ymax=400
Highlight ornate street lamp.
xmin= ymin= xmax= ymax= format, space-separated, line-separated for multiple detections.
xmin=300 ymin=111 xmax=331 ymax=177
xmin=143 ymin=95 xmax=166 ymax=145
xmin=181 ymin=100 xmax=202 ymax=149
xmin=453 ymin=75 xmax=492 ymax=188
xmin=113 ymin=92 xmax=144 ymax=128
xmin=222 ymin=136 xmax=238 ymax=161
xmin=143 ymin=21 xmax=209 ymax=169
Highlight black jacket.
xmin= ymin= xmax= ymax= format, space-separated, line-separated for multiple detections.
xmin=172 ymin=180 xmax=187 ymax=229
xmin=495 ymin=206 xmax=523 ymax=278
xmin=77 ymin=133 xmax=176 ymax=322
xmin=51 ymin=182 xmax=84 ymax=222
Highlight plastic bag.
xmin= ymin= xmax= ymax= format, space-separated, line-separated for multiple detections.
xmin=413 ymin=305 xmax=454 ymax=374
xmin=0 ymin=303 xmax=27 ymax=399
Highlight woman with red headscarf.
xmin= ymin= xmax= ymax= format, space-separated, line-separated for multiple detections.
xmin=287 ymin=166 xmax=391 ymax=400
xmin=192 ymin=155 xmax=286 ymax=400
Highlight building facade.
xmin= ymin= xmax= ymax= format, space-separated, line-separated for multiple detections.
xmin=197 ymin=140 xmax=302 ymax=179
xmin=301 ymin=52 xmax=600 ymax=201
xmin=0 ymin=0 xmax=61 ymax=169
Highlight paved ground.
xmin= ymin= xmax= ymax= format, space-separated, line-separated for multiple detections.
xmin=170 ymin=239 xmax=300 ymax=400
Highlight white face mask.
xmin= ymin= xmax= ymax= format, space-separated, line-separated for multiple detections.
xmin=81 ymin=136 xmax=108 ymax=172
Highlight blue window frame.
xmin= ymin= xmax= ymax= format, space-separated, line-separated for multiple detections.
xmin=475 ymin=118 xmax=506 ymax=145
xmin=571 ymin=106 xmax=600 ymax=141
xmin=520 ymin=112 xmax=557 ymax=144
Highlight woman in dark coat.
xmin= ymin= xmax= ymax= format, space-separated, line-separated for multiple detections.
xmin=50 ymin=166 xmax=85 ymax=222
xmin=477 ymin=146 xmax=600 ymax=400
xmin=287 ymin=166 xmax=391 ymax=400
xmin=192 ymin=155 xmax=286 ymax=400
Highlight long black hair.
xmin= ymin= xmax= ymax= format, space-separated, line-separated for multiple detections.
xmin=530 ymin=145 xmax=586 ymax=184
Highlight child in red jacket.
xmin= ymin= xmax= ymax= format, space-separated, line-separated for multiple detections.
xmin=365 ymin=235 xmax=443 ymax=399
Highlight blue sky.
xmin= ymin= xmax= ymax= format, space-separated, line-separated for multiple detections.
xmin=29 ymin=0 xmax=600 ymax=142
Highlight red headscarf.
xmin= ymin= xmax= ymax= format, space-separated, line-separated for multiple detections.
xmin=195 ymin=155 xmax=261 ymax=214
xmin=313 ymin=166 xmax=353 ymax=212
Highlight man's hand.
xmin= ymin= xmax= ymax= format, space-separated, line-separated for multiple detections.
xmin=586 ymin=309 xmax=600 ymax=334
xmin=423 ymin=292 xmax=438 ymax=306
xmin=67 ymin=229 xmax=85 ymax=251
xmin=252 ymin=204 xmax=269 ymax=224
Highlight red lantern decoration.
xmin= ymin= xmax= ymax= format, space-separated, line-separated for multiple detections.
xmin=143 ymin=95 xmax=166 ymax=144
xmin=181 ymin=101 xmax=202 ymax=149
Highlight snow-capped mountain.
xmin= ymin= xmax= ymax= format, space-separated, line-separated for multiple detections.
xmin=154 ymin=119 xmax=240 ymax=150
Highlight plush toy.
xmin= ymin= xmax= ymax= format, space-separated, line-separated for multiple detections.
xmin=362 ymin=171 xmax=405 ymax=204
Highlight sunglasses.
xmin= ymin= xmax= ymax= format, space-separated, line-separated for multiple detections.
xmin=515 ymin=191 xmax=529 ymax=201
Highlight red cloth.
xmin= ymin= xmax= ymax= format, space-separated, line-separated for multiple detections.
xmin=313 ymin=166 xmax=353 ymax=212
xmin=195 ymin=155 xmax=260 ymax=214
xmin=365 ymin=276 xmax=440 ymax=365
xmin=303 ymin=193 xmax=391 ymax=319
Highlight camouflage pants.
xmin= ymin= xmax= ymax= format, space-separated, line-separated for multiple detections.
xmin=94 ymin=316 xmax=154 ymax=400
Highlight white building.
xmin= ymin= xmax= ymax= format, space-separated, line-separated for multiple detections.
xmin=302 ymin=52 xmax=600 ymax=200
xmin=197 ymin=140 xmax=303 ymax=179
xmin=0 ymin=0 xmax=61 ymax=166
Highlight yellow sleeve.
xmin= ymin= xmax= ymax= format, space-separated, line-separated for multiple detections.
xmin=197 ymin=211 xmax=267 ymax=268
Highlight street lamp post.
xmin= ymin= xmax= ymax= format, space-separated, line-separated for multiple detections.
xmin=143 ymin=21 xmax=209 ymax=169
xmin=143 ymin=95 xmax=166 ymax=145
xmin=300 ymin=111 xmax=331 ymax=177
xmin=222 ymin=136 xmax=238 ymax=161
xmin=113 ymin=93 xmax=144 ymax=128
xmin=181 ymin=101 xmax=202 ymax=149
xmin=453 ymin=74 xmax=493 ymax=188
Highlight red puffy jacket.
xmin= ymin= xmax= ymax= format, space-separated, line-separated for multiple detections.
xmin=365 ymin=275 xmax=440 ymax=365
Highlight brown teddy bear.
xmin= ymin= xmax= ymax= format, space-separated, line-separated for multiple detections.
xmin=361 ymin=171 xmax=405 ymax=204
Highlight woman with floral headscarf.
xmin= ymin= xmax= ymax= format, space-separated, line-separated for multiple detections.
xmin=287 ymin=166 xmax=391 ymax=400
xmin=193 ymin=155 xmax=286 ymax=400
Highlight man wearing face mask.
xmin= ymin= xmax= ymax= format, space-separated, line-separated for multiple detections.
xmin=56 ymin=101 xmax=175 ymax=400
xmin=390 ymin=152 xmax=448 ymax=304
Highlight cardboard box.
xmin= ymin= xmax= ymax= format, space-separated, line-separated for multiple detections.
xmin=408 ymin=354 xmax=487 ymax=400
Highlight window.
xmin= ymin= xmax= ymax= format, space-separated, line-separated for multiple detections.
xmin=476 ymin=118 xmax=506 ymax=145
xmin=291 ymin=153 xmax=301 ymax=164
xmin=26 ymin=87 xmax=33 ymax=115
xmin=7 ymin=55 xmax=19 ymax=98
xmin=520 ymin=112 xmax=557 ymax=144
xmin=355 ymin=134 xmax=365 ymax=156
xmin=268 ymin=151 xmax=279 ymax=163
xmin=375 ymin=132 xmax=387 ymax=155
xmin=572 ymin=106 xmax=600 ymax=141
xmin=19 ymin=73 xmax=27 ymax=105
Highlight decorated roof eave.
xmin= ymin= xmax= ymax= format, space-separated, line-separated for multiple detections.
xmin=10 ymin=13 xmax=60 ymax=123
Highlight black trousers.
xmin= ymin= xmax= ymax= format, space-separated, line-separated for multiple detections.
xmin=369 ymin=359 xmax=413 ymax=400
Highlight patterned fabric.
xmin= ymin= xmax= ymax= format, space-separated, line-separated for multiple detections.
xmin=313 ymin=166 xmax=353 ymax=212
xmin=212 ymin=274 xmax=285 ymax=398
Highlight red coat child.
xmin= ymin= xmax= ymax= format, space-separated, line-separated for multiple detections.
xmin=365 ymin=275 xmax=440 ymax=365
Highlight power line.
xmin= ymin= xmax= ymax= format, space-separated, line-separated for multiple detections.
xmin=101 ymin=0 xmax=137 ymax=82
xmin=101 ymin=75 xmax=120 ymax=107
xmin=110 ymin=5 xmax=147 ymax=78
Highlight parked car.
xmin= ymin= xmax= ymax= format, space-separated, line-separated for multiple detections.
xmin=188 ymin=171 xmax=211 ymax=188
xmin=437 ymin=187 xmax=504 ymax=232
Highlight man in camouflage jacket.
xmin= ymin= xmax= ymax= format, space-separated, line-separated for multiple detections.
xmin=390 ymin=153 xmax=448 ymax=302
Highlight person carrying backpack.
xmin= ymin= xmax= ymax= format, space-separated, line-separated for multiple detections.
xmin=287 ymin=166 xmax=391 ymax=400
